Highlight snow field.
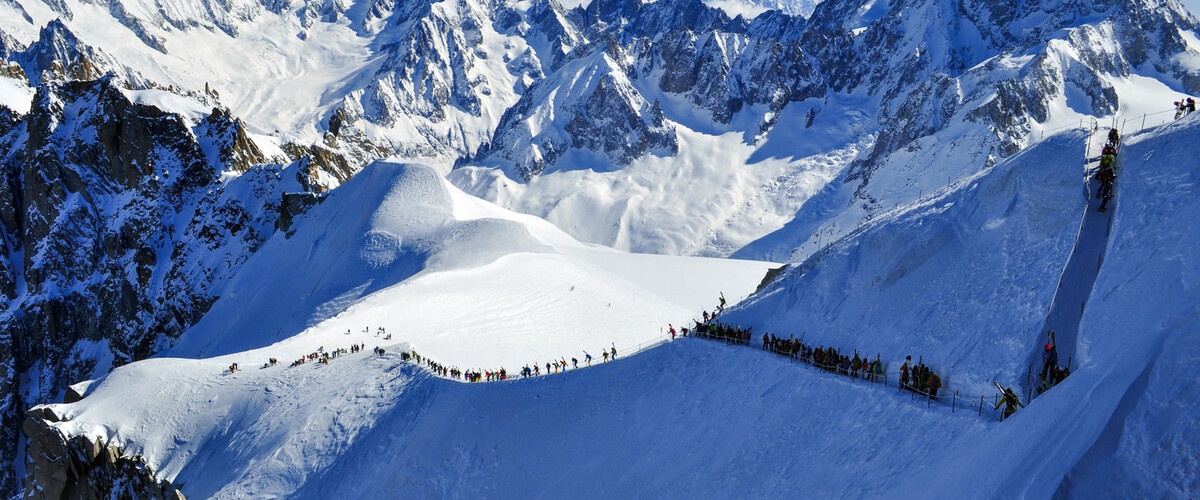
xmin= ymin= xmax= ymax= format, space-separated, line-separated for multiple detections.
xmin=167 ymin=160 xmax=775 ymax=368
xmin=35 ymin=96 xmax=1200 ymax=500
xmin=53 ymin=339 xmax=994 ymax=499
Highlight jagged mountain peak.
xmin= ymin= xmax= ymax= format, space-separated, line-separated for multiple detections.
xmin=467 ymin=40 xmax=676 ymax=181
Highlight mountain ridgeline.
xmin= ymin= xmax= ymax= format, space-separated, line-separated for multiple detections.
xmin=0 ymin=0 xmax=1198 ymax=494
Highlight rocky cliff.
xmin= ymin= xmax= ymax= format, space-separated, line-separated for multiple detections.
xmin=23 ymin=405 xmax=187 ymax=500
xmin=0 ymin=75 xmax=340 ymax=493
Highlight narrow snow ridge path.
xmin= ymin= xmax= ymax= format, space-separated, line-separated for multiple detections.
xmin=1030 ymin=133 xmax=1116 ymax=394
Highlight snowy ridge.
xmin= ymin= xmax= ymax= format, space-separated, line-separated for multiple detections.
xmin=31 ymin=106 xmax=1200 ymax=499
xmin=2 ymin=0 xmax=1200 ymax=495
xmin=167 ymin=160 xmax=774 ymax=367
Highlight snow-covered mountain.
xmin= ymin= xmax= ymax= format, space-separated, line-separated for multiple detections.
xmin=21 ymin=159 xmax=775 ymax=496
xmin=0 ymin=0 xmax=1198 ymax=495
xmin=24 ymin=106 xmax=1200 ymax=499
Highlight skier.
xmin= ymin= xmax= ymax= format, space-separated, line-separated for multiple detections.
xmin=1189 ymin=97 xmax=1196 ymax=114
xmin=1040 ymin=342 xmax=1058 ymax=385
xmin=762 ymin=332 xmax=770 ymax=350
xmin=584 ymin=351 xmax=592 ymax=366
xmin=1107 ymin=127 xmax=1120 ymax=147
xmin=995 ymin=386 xmax=1023 ymax=420
xmin=1099 ymin=153 xmax=1115 ymax=171
xmin=610 ymin=345 xmax=617 ymax=360
xmin=603 ymin=351 xmax=609 ymax=362
xmin=1096 ymin=163 xmax=1116 ymax=212
xmin=572 ymin=357 xmax=578 ymax=369
xmin=669 ymin=324 xmax=676 ymax=340
xmin=928 ymin=372 xmax=942 ymax=398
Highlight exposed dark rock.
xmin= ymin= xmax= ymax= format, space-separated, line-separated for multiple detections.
xmin=277 ymin=191 xmax=323 ymax=235
xmin=281 ymin=143 xmax=357 ymax=192
xmin=23 ymin=406 xmax=187 ymax=500
xmin=199 ymin=107 xmax=267 ymax=173
xmin=0 ymin=77 xmax=282 ymax=494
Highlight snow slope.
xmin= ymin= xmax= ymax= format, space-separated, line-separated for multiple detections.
xmin=1050 ymin=113 xmax=1200 ymax=498
xmin=50 ymin=338 xmax=994 ymax=499
xmin=167 ymin=160 xmax=774 ymax=368
xmin=31 ymin=108 xmax=1200 ymax=499
xmin=723 ymin=129 xmax=1089 ymax=398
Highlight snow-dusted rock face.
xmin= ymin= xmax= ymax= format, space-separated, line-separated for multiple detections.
xmin=469 ymin=40 xmax=678 ymax=181
xmin=0 ymin=77 xmax=302 ymax=493
xmin=23 ymin=406 xmax=187 ymax=500
xmin=11 ymin=20 xmax=141 ymax=86
xmin=645 ymin=28 xmax=823 ymax=125
xmin=800 ymin=0 xmax=1199 ymax=188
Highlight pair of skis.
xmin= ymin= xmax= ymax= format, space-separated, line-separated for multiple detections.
xmin=992 ymin=382 xmax=1024 ymax=414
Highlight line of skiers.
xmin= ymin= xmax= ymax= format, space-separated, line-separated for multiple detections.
xmin=287 ymin=344 xmax=362 ymax=367
xmin=693 ymin=322 xmax=751 ymax=345
xmin=392 ymin=344 xmax=624 ymax=383
xmin=403 ymin=290 xmax=729 ymax=378
xmin=1097 ymin=128 xmax=1119 ymax=212
xmin=761 ymin=333 xmax=887 ymax=382
xmin=1174 ymin=97 xmax=1196 ymax=120
xmin=899 ymin=356 xmax=942 ymax=399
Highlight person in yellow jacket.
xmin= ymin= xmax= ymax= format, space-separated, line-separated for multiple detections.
xmin=995 ymin=387 xmax=1023 ymax=420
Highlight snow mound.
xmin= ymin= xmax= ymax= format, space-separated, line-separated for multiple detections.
xmin=167 ymin=160 xmax=775 ymax=367
xmin=168 ymin=161 xmax=552 ymax=357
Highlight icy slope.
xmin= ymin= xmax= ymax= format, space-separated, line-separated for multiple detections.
xmin=1050 ymin=113 xmax=1200 ymax=498
xmin=167 ymin=160 xmax=774 ymax=367
xmin=47 ymin=339 xmax=993 ymax=499
xmin=722 ymin=130 xmax=1089 ymax=397
xmin=31 ymin=116 xmax=1200 ymax=498
xmin=724 ymin=115 xmax=1200 ymax=497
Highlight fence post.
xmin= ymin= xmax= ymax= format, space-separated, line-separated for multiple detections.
xmin=979 ymin=396 xmax=984 ymax=416
xmin=952 ymin=391 xmax=957 ymax=412
xmin=1141 ymin=114 xmax=1146 ymax=131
